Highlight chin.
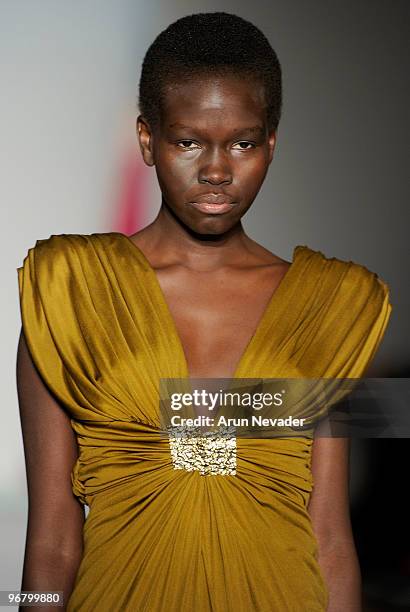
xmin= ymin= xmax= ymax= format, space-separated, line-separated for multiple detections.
xmin=186 ymin=217 xmax=237 ymax=237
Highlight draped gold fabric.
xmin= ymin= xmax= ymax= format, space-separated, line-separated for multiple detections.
xmin=17 ymin=232 xmax=392 ymax=611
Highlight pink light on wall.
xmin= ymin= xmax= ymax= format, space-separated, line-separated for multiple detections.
xmin=112 ymin=147 xmax=150 ymax=236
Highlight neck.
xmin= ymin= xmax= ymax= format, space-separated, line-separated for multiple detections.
xmin=138 ymin=199 xmax=254 ymax=270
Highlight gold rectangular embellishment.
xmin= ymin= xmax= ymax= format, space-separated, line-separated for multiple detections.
xmin=167 ymin=424 xmax=237 ymax=476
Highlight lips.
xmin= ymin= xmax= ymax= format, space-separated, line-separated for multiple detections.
xmin=189 ymin=193 xmax=237 ymax=215
xmin=193 ymin=193 xmax=235 ymax=205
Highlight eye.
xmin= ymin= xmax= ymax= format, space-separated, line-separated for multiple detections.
xmin=232 ymin=141 xmax=256 ymax=150
xmin=176 ymin=140 xmax=201 ymax=150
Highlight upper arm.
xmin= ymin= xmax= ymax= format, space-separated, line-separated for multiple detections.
xmin=307 ymin=428 xmax=354 ymax=554
xmin=17 ymin=326 xmax=84 ymax=561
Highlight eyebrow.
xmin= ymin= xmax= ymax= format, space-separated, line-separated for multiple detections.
xmin=168 ymin=123 xmax=265 ymax=136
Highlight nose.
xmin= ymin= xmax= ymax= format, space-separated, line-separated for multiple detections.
xmin=198 ymin=147 xmax=233 ymax=185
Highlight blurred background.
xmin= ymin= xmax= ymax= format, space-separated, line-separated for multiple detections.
xmin=1 ymin=1 xmax=408 ymax=610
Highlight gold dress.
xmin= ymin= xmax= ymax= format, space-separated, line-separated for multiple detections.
xmin=17 ymin=232 xmax=392 ymax=611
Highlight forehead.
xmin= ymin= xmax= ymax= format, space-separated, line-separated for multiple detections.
xmin=159 ymin=75 xmax=267 ymax=130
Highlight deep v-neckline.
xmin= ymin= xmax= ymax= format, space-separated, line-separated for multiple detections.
xmin=112 ymin=232 xmax=302 ymax=380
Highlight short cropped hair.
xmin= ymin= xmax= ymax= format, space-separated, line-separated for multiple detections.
xmin=138 ymin=12 xmax=282 ymax=131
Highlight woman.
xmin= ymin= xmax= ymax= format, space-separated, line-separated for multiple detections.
xmin=17 ymin=12 xmax=392 ymax=612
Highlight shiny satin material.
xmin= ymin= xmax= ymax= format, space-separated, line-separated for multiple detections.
xmin=17 ymin=232 xmax=392 ymax=611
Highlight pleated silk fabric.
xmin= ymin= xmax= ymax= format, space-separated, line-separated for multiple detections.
xmin=17 ymin=232 xmax=392 ymax=612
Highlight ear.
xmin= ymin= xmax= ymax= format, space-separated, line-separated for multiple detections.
xmin=267 ymin=130 xmax=277 ymax=164
xmin=136 ymin=115 xmax=155 ymax=167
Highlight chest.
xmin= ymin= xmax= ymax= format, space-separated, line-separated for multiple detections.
xmin=154 ymin=264 xmax=290 ymax=379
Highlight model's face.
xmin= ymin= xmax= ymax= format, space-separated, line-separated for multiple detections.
xmin=137 ymin=74 xmax=276 ymax=235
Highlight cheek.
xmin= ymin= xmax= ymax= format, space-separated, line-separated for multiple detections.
xmin=155 ymin=150 xmax=197 ymax=185
xmin=233 ymin=154 xmax=269 ymax=190
xmin=154 ymin=156 xmax=199 ymax=205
